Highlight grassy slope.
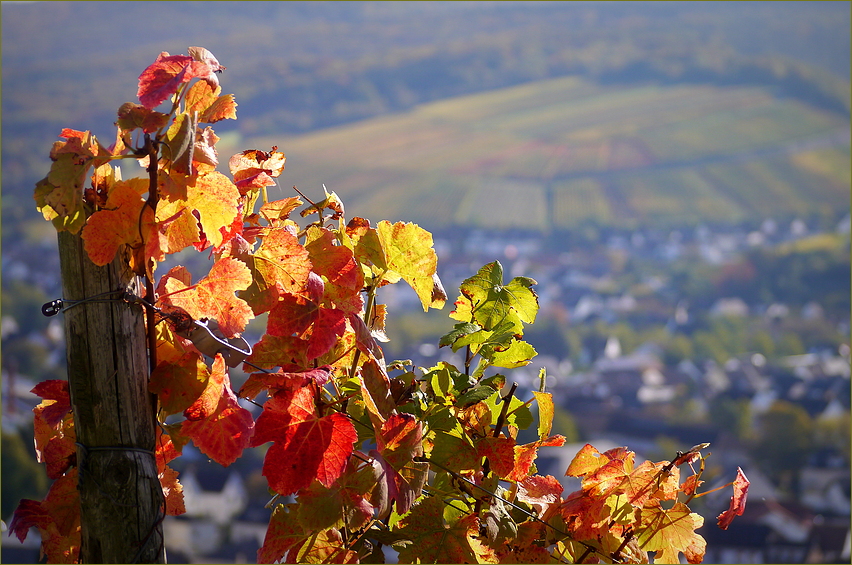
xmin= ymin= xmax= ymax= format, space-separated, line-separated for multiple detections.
xmin=247 ymin=76 xmax=850 ymax=234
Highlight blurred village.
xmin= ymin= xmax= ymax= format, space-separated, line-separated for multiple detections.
xmin=3 ymin=211 xmax=849 ymax=563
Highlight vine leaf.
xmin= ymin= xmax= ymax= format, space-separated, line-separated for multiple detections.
xmin=717 ymin=467 xmax=750 ymax=530
xmin=289 ymin=528 xmax=360 ymax=564
xmin=296 ymin=461 xmax=375 ymax=532
xmin=267 ymin=292 xmax=319 ymax=336
xmin=229 ymin=148 xmax=286 ymax=193
xmin=160 ymin=465 xmax=186 ymax=516
xmin=257 ymin=503 xmax=306 ymax=563
xmin=456 ymin=261 xmax=538 ymax=330
xmin=250 ymin=377 xmax=357 ymax=496
xmin=531 ymin=391 xmax=554 ymax=440
xmin=31 ymin=380 xmax=72 ymax=427
xmin=148 ymin=351 xmax=210 ymax=416
xmin=636 ymin=501 xmax=706 ymax=564
xmin=116 ymin=102 xmax=170 ymax=133
xmin=376 ymin=220 xmax=442 ymax=311
xmin=157 ymin=257 xmax=253 ymax=338
xmin=240 ymin=367 xmax=331 ymax=400
xmin=34 ymin=130 xmax=105 ymax=233
xmin=180 ymin=355 xmax=255 ymax=467
xmin=509 ymin=435 xmax=566 ymax=482
xmin=137 ymin=50 xmax=220 ymax=109
xmin=81 ymin=178 xmax=149 ymax=266
xmin=305 ymin=227 xmax=364 ymax=313
xmin=186 ymin=171 xmax=241 ymax=249
xmin=306 ymin=307 xmax=347 ymax=361
xmin=244 ymin=226 xmax=313 ymax=307
xmin=394 ymin=495 xmax=496 ymax=564
xmin=31 ymin=380 xmax=76 ymax=479
xmin=8 ymin=469 xmax=81 ymax=563
xmin=245 ymin=334 xmax=309 ymax=370
xmin=378 ymin=413 xmax=423 ymax=470
xmin=516 ymin=474 xmax=564 ymax=517
xmin=182 ymin=353 xmax=227 ymax=420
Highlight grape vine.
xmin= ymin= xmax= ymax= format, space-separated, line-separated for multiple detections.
xmin=10 ymin=47 xmax=749 ymax=564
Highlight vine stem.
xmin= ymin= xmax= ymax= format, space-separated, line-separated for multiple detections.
xmin=493 ymin=382 xmax=518 ymax=438
xmin=348 ymin=270 xmax=385 ymax=380
xmin=143 ymin=133 xmax=159 ymax=374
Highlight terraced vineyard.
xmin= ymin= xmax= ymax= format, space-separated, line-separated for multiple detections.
xmin=242 ymin=76 xmax=850 ymax=233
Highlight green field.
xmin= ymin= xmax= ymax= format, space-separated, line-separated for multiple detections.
xmin=244 ymin=76 xmax=850 ymax=233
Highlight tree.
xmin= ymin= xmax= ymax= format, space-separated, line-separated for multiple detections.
xmin=10 ymin=46 xmax=748 ymax=564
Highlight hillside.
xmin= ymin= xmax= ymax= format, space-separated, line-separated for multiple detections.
xmin=245 ymin=76 xmax=850 ymax=235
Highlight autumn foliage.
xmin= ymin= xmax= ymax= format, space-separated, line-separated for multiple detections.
xmin=13 ymin=47 xmax=748 ymax=563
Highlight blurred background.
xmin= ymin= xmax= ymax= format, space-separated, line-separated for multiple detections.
xmin=2 ymin=1 xmax=849 ymax=563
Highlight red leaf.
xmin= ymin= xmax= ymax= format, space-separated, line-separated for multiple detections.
xmin=32 ymin=382 xmax=76 ymax=479
xmin=717 ymin=467 xmax=750 ymax=530
xmin=257 ymin=503 xmax=306 ymax=564
xmin=31 ymin=380 xmax=71 ymax=427
xmin=307 ymin=308 xmax=347 ymax=361
xmin=181 ymin=361 xmax=255 ymax=466
xmin=250 ymin=382 xmax=357 ymax=496
xmin=378 ymin=413 xmax=423 ymax=470
xmin=477 ymin=436 xmax=517 ymax=479
xmin=267 ymin=292 xmax=318 ymax=337
xmin=137 ymin=52 xmax=194 ymax=109
xmin=240 ymin=367 xmax=331 ymax=400
xmin=8 ymin=499 xmax=52 ymax=543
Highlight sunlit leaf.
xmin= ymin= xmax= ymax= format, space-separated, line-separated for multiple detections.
xmin=158 ymin=257 xmax=254 ymax=337
xmin=717 ymin=467 xmax=750 ymax=530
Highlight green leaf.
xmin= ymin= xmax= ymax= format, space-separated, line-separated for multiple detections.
xmin=489 ymin=339 xmax=537 ymax=369
xmin=438 ymin=322 xmax=480 ymax=349
xmin=485 ymin=391 xmax=534 ymax=431
xmin=430 ymin=365 xmax=453 ymax=402
xmin=458 ymin=261 xmax=539 ymax=330
xmin=455 ymin=385 xmax=496 ymax=408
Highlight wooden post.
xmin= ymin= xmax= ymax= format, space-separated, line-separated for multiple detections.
xmin=57 ymin=230 xmax=165 ymax=564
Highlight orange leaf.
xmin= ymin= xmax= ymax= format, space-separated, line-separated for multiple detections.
xmin=187 ymin=171 xmax=240 ymax=249
xmin=251 ymin=226 xmax=313 ymax=296
xmin=202 ymin=93 xmax=238 ymax=123
xmin=183 ymin=354 xmax=227 ymax=420
xmin=158 ymin=257 xmax=253 ymax=337
xmin=160 ymin=465 xmax=186 ymax=516
xmin=566 ymin=443 xmax=607 ymax=477
xmin=508 ymin=435 xmax=565 ymax=482
xmin=149 ymin=351 xmax=210 ymax=416
xmin=246 ymin=334 xmax=309 ymax=370
xmin=79 ymin=178 xmax=148 ymax=264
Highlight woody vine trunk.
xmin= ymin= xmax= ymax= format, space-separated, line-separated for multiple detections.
xmin=57 ymin=230 xmax=165 ymax=563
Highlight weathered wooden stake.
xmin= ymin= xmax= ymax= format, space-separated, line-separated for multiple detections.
xmin=58 ymin=230 xmax=165 ymax=563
